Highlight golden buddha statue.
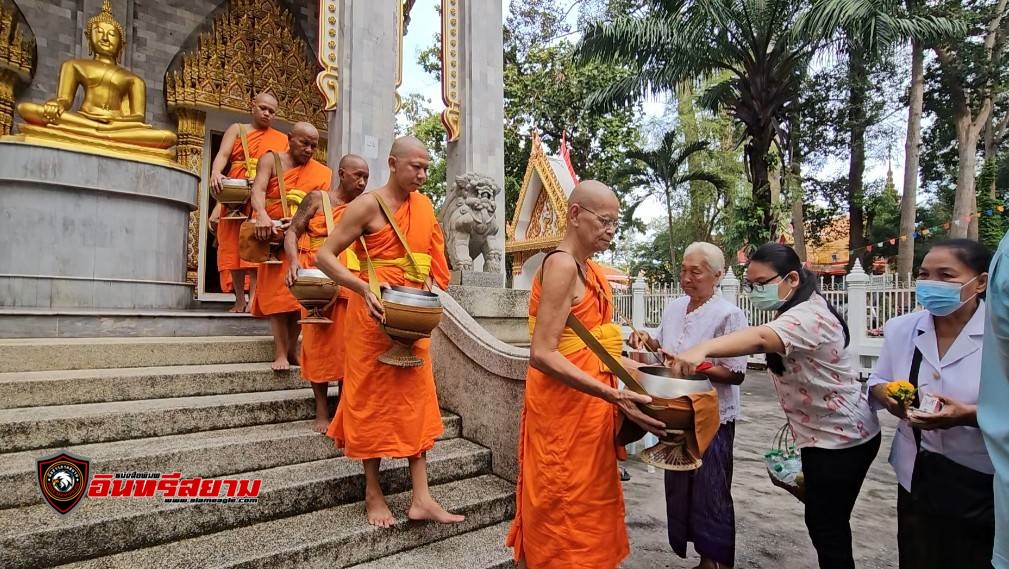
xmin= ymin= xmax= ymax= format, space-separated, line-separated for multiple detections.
xmin=15 ymin=0 xmax=176 ymax=151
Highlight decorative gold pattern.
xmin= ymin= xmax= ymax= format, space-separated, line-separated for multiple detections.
xmin=316 ymin=0 xmax=339 ymax=111
xmin=505 ymin=132 xmax=571 ymax=255
xmin=440 ymin=0 xmax=460 ymax=141
xmin=166 ymin=0 xmax=327 ymax=132
xmin=174 ymin=108 xmax=205 ymax=283
xmin=0 ymin=0 xmax=35 ymax=136
xmin=394 ymin=0 xmax=404 ymax=113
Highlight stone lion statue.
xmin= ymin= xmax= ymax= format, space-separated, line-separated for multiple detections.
xmin=440 ymin=173 xmax=503 ymax=272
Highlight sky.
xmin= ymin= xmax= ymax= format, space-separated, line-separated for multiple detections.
xmin=399 ymin=1 xmax=906 ymax=229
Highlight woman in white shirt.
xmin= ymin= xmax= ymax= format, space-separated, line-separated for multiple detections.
xmin=630 ymin=242 xmax=748 ymax=569
xmin=868 ymin=239 xmax=994 ymax=569
xmin=668 ymin=243 xmax=881 ymax=569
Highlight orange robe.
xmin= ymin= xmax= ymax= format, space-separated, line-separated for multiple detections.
xmin=216 ymin=126 xmax=288 ymax=293
xmin=506 ymin=260 xmax=630 ymax=569
xmin=297 ymin=198 xmax=358 ymax=383
xmin=326 ymin=192 xmax=450 ymax=459
xmin=249 ymin=158 xmax=332 ymax=317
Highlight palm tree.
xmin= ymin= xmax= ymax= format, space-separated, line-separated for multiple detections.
xmin=796 ymin=0 xmax=967 ymax=267
xmin=613 ymin=130 xmax=727 ymax=267
xmin=577 ymin=0 xmax=820 ymax=245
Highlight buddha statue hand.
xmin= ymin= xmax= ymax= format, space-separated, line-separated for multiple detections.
xmin=41 ymin=100 xmax=68 ymax=124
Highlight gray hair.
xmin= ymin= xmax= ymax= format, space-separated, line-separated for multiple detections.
xmin=683 ymin=241 xmax=726 ymax=276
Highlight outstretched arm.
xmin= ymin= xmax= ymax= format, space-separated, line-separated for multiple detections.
xmin=284 ymin=192 xmax=320 ymax=286
xmin=529 ymin=254 xmax=664 ymax=435
xmin=250 ymin=154 xmax=276 ymax=240
xmin=209 ymin=124 xmax=240 ymax=195
xmin=316 ymin=194 xmax=384 ymax=320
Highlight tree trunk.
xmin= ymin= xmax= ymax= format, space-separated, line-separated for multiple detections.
xmin=664 ymin=187 xmax=677 ymax=268
xmin=898 ymin=35 xmax=924 ymax=277
xmin=747 ymin=134 xmax=774 ymax=243
xmin=952 ymin=114 xmax=982 ymax=239
xmin=847 ymin=46 xmax=868 ymax=267
xmin=788 ymin=116 xmax=806 ymax=261
xmin=678 ymin=81 xmax=707 ymax=241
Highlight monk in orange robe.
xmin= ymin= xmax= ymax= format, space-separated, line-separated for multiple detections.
xmin=506 ymin=181 xmax=665 ymax=569
xmin=315 ymin=136 xmax=464 ymax=528
xmin=250 ymin=122 xmax=332 ymax=371
xmin=283 ymin=154 xmax=369 ymax=432
xmin=208 ymin=93 xmax=287 ymax=312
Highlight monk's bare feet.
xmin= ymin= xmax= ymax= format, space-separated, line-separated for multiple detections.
xmin=407 ymin=497 xmax=465 ymax=524
xmin=271 ymin=356 xmax=290 ymax=372
xmin=228 ymin=303 xmax=244 ymax=313
xmin=312 ymin=416 xmax=329 ymax=433
xmin=365 ymin=493 xmax=395 ymax=528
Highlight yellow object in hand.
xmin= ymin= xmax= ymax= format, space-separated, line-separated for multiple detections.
xmin=886 ymin=380 xmax=917 ymax=406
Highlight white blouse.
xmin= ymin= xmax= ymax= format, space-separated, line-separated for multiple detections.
xmin=868 ymin=303 xmax=993 ymax=491
xmin=655 ymin=295 xmax=748 ymax=423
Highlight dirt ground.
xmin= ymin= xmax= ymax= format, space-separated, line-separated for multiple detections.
xmin=620 ymin=370 xmax=901 ymax=569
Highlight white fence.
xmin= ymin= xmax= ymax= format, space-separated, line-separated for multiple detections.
xmin=615 ymin=262 xmax=915 ymax=376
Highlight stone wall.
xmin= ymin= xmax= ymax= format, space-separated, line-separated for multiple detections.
xmin=12 ymin=0 xmax=319 ymax=130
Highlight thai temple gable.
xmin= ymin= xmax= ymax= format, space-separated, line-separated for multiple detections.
xmin=506 ymin=131 xmax=580 ymax=289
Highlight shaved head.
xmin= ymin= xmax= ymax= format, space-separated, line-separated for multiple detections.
xmin=390 ymin=135 xmax=429 ymax=159
xmin=339 ymin=153 xmax=368 ymax=170
xmin=569 ymin=180 xmax=617 ymax=211
xmin=290 ymin=121 xmax=319 ymax=139
xmin=253 ymin=92 xmax=278 ymax=107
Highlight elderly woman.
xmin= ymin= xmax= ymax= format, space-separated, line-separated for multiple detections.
xmin=869 ymin=239 xmax=994 ymax=569
xmin=629 ymin=242 xmax=747 ymax=569
xmin=668 ymin=243 xmax=880 ymax=569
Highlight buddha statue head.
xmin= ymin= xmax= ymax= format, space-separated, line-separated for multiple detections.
xmin=85 ymin=0 xmax=125 ymax=63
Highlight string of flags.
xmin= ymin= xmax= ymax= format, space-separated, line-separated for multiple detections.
xmin=831 ymin=205 xmax=1007 ymax=261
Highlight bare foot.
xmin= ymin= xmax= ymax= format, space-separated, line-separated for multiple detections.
xmin=312 ymin=416 xmax=329 ymax=434
xmin=365 ymin=493 xmax=395 ymax=528
xmin=228 ymin=304 xmax=244 ymax=313
xmin=271 ymin=356 xmax=290 ymax=372
xmin=407 ymin=498 xmax=465 ymax=524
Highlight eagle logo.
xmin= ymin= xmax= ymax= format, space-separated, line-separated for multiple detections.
xmin=36 ymin=451 xmax=91 ymax=516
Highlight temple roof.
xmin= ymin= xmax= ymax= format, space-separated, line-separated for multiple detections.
xmin=505 ymin=131 xmax=579 ymax=254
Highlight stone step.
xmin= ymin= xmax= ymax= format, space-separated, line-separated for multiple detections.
xmin=0 ymin=308 xmax=271 ymax=339
xmin=348 ymin=521 xmax=514 ymax=569
xmin=0 ymin=336 xmax=275 ymax=373
xmin=3 ymin=439 xmax=496 ymax=569
xmin=0 ymin=362 xmax=308 ymax=409
xmin=0 ymin=389 xmax=330 ymax=452
xmin=0 ymin=414 xmax=462 ymax=509
xmin=54 ymin=474 xmax=515 ymax=569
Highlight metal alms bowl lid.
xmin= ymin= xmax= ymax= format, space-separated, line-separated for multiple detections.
xmin=636 ymin=366 xmax=713 ymax=398
xmin=382 ymin=285 xmax=441 ymax=307
xmin=296 ymin=268 xmax=329 ymax=280
xmin=221 ymin=178 xmax=249 ymax=186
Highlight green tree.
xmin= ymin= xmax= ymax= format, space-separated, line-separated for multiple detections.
xmin=395 ymin=93 xmax=448 ymax=208
xmin=577 ymin=0 xmax=820 ymax=246
xmin=615 ymin=130 xmax=727 ymax=267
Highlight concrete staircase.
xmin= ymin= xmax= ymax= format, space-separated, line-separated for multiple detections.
xmin=0 ymin=337 xmax=515 ymax=569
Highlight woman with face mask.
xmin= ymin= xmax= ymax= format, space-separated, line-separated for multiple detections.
xmin=867 ymin=239 xmax=994 ymax=569
xmin=667 ymin=243 xmax=881 ymax=569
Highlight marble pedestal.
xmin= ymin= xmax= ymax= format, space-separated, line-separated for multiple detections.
xmin=0 ymin=142 xmax=198 ymax=309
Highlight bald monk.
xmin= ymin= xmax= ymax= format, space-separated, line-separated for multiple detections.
xmin=284 ymin=154 xmax=369 ymax=432
xmin=209 ymin=93 xmax=287 ymax=311
xmin=315 ymin=136 xmax=462 ymax=528
xmin=506 ymin=181 xmax=665 ymax=569
xmin=250 ymin=122 xmax=332 ymax=371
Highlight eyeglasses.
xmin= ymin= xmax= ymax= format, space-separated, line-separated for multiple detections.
xmin=743 ymin=274 xmax=782 ymax=293
xmin=578 ymin=205 xmax=619 ymax=229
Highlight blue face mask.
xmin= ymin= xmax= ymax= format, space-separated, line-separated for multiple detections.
xmin=915 ymin=276 xmax=978 ymax=316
